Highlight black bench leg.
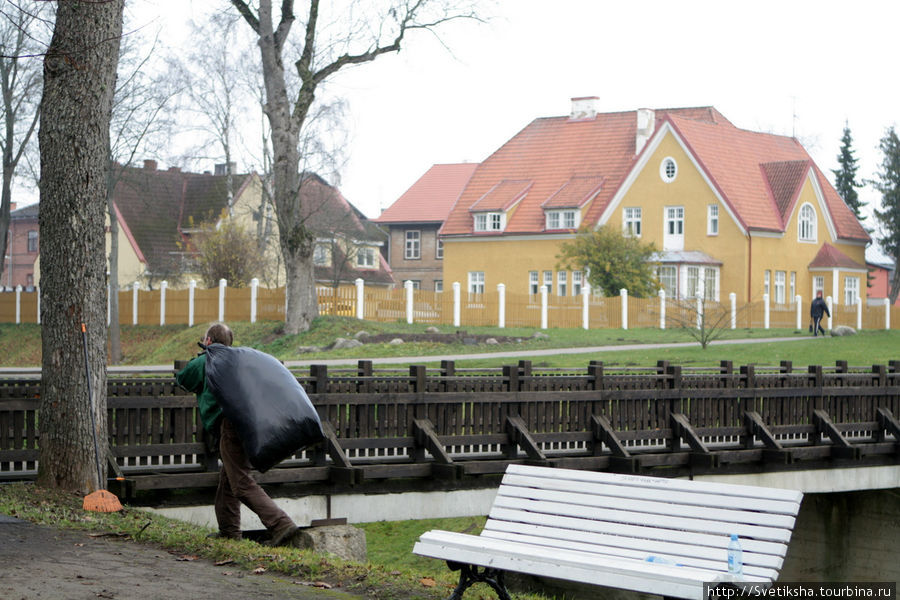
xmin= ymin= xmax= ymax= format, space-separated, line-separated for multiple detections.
xmin=445 ymin=562 xmax=512 ymax=600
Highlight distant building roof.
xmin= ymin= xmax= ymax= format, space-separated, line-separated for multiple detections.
xmin=376 ymin=163 xmax=478 ymax=224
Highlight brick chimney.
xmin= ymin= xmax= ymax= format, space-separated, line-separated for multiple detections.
xmin=143 ymin=159 xmax=157 ymax=170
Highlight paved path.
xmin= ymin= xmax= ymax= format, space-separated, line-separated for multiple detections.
xmin=0 ymin=514 xmax=359 ymax=600
xmin=0 ymin=336 xmax=809 ymax=375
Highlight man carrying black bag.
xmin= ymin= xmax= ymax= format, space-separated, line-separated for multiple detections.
xmin=176 ymin=322 xmax=298 ymax=544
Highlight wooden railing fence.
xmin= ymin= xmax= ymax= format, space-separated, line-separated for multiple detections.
xmin=2 ymin=360 xmax=899 ymax=496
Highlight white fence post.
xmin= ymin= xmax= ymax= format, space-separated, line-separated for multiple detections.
xmin=36 ymin=286 xmax=40 ymax=324
xmin=132 ymin=281 xmax=140 ymax=325
xmin=826 ymin=296 xmax=833 ymax=330
xmin=14 ymin=285 xmax=21 ymax=324
xmin=540 ymin=285 xmax=548 ymax=329
xmin=159 ymin=281 xmax=167 ymax=326
xmin=355 ymin=278 xmax=365 ymax=320
xmin=620 ymin=288 xmax=628 ymax=330
xmin=188 ymin=280 xmax=196 ymax=328
xmin=795 ymin=295 xmax=802 ymax=330
xmin=763 ymin=293 xmax=770 ymax=329
xmin=405 ymin=280 xmax=414 ymax=324
xmin=886 ymin=298 xmax=891 ymax=331
xmin=729 ymin=292 xmax=737 ymax=329
xmin=452 ymin=282 xmax=461 ymax=327
xmin=658 ymin=289 xmax=666 ymax=330
xmin=218 ymin=279 xmax=227 ymax=322
xmin=250 ymin=278 xmax=259 ymax=323
xmin=582 ymin=284 xmax=590 ymax=330
xmin=107 ymin=283 xmax=111 ymax=326
xmin=497 ymin=283 xmax=506 ymax=329
xmin=856 ymin=298 xmax=862 ymax=330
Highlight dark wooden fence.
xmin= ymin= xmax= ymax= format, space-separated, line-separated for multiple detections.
xmin=2 ymin=360 xmax=899 ymax=497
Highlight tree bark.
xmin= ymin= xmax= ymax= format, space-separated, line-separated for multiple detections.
xmin=37 ymin=0 xmax=124 ymax=492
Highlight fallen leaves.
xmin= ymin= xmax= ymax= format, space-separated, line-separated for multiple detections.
xmin=419 ymin=577 xmax=437 ymax=587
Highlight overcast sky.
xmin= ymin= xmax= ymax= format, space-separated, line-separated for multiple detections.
xmin=69 ymin=1 xmax=900 ymax=260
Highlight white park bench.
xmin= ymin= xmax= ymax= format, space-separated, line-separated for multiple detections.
xmin=413 ymin=464 xmax=803 ymax=600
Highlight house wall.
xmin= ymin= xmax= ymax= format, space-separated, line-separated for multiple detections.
xmin=5 ymin=216 xmax=39 ymax=289
xmin=387 ymin=224 xmax=444 ymax=291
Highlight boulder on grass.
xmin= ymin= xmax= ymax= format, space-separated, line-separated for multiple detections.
xmin=830 ymin=326 xmax=857 ymax=337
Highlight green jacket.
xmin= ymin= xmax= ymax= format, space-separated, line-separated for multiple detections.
xmin=175 ymin=353 xmax=223 ymax=433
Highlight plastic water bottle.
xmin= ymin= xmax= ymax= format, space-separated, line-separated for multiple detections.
xmin=727 ymin=534 xmax=743 ymax=577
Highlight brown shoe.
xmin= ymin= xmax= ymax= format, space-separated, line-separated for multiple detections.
xmin=266 ymin=525 xmax=298 ymax=547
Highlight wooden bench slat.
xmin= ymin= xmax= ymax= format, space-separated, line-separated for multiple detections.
xmin=479 ymin=529 xmax=779 ymax=579
xmin=492 ymin=496 xmax=795 ymax=543
xmin=502 ymin=472 xmax=802 ymax=515
xmin=498 ymin=483 xmax=798 ymax=529
xmin=505 ymin=464 xmax=803 ymax=503
xmin=487 ymin=506 xmax=790 ymax=557
xmin=481 ymin=520 xmax=786 ymax=571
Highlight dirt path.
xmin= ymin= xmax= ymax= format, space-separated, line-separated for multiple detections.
xmin=0 ymin=515 xmax=360 ymax=600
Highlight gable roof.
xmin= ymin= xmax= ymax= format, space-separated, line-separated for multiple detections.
xmin=376 ymin=163 xmax=477 ymax=224
xmin=665 ymin=113 xmax=870 ymax=241
xmin=809 ymin=243 xmax=866 ymax=270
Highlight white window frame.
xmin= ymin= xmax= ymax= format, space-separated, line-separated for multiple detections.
xmin=529 ymin=271 xmax=539 ymax=295
xmin=434 ymin=280 xmax=443 ymax=293
xmin=563 ymin=210 xmax=576 ymax=229
xmin=660 ymin=157 xmax=678 ymax=182
xmin=764 ymin=270 xmax=771 ymax=297
xmin=685 ymin=266 xmax=700 ymax=298
xmin=707 ymin=204 xmax=719 ymax=236
xmin=813 ymin=276 xmax=825 ymax=298
xmin=799 ymin=203 xmax=816 ymax=242
xmin=546 ymin=209 xmax=580 ymax=230
xmin=790 ymin=271 xmax=796 ymax=302
xmin=557 ymin=271 xmax=567 ymax=297
xmin=543 ymin=270 xmax=553 ymax=295
xmin=664 ymin=206 xmax=684 ymax=250
xmin=572 ymin=270 xmax=583 ymax=296
xmin=474 ymin=213 xmax=487 ymax=231
xmin=27 ymin=230 xmax=38 ymax=253
xmin=657 ymin=265 xmax=677 ymax=298
xmin=435 ymin=239 xmax=443 ymax=259
xmin=844 ymin=276 xmax=859 ymax=306
xmin=547 ymin=211 xmax=560 ymax=229
xmin=774 ymin=270 xmax=786 ymax=304
xmin=313 ymin=243 xmax=330 ymax=266
xmin=405 ymin=230 xmax=421 ymax=260
xmin=356 ymin=246 xmax=376 ymax=268
xmin=623 ymin=207 xmax=642 ymax=237
xmin=703 ymin=267 xmax=719 ymax=301
xmin=468 ymin=271 xmax=485 ymax=294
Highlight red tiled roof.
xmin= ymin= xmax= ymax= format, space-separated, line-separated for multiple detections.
xmin=376 ymin=163 xmax=477 ymax=224
xmin=441 ymin=105 xmax=870 ymax=244
xmin=541 ymin=176 xmax=604 ymax=209
xmin=809 ymin=243 xmax=865 ymax=270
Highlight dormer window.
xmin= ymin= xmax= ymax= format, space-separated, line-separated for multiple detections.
xmin=474 ymin=212 xmax=504 ymax=232
xmin=545 ymin=209 xmax=578 ymax=230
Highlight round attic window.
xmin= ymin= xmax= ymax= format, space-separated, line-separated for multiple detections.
xmin=660 ymin=157 xmax=678 ymax=183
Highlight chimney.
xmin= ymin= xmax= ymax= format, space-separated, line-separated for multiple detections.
xmin=143 ymin=159 xmax=157 ymax=171
xmin=569 ymin=96 xmax=599 ymax=121
xmin=167 ymin=166 xmax=181 ymax=173
xmin=214 ymin=162 xmax=237 ymax=176
xmin=635 ymin=108 xmax=656 ymax=155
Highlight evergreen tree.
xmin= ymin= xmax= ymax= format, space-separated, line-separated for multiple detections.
xmin=832 ymin=123 xmax=866 ymax=221
xmin=872 ymin=126 xmax=900 ymax=303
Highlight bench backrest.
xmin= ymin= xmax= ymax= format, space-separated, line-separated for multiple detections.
xmin=481 ymin=464 xmax=803 ymax=582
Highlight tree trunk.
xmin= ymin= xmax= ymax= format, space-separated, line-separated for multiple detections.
xmin=37 ymin=0 xmax=124 ymax=493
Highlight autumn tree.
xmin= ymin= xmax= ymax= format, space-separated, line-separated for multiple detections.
xmin=557 ymin=225 xmax=659 ymax=297
xmin=873 ymin=126 xmax=900 ymax=304
xmin=229 ymin=0 xmax=480 ymax=333
xmin=194 ymin=218 xmax=268 ymax=288
xmin=38 ymin=0 xmax=124 ymax=492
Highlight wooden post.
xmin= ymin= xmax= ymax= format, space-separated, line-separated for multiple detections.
xmin=310 ymin=364 xmax=328 ymax=394
xmin=159 ymin=280 xmax=167 ymax=326
xmin=14 ymin=285 xmax=21 ymax=324
xmin=620 ymin=288 xmax=628 ymax=330
xmin=355 ymin=278 xmax=365 ymax=320
xmin=132 ymin=281 xmax=139 ymax=325
xmin=497 ymin=283 xmax=506 ymax=329
xmin=582 ymin=284 xmax=590 ymax=330
xmin=218 ymin=278 xmax=227 ymax=322
xmin=250 ymin=278 xmax=259 ymax=323
xmin=540 ymin=285 xmax=548 ymax=329
xmin=405 ymin=280 xmax=414 ymax=324
xmin=452 ymin=282 xmax=461 ymax=327
xmin=188 ymin=279 xmax=196 ymax=327
xmin=658 ymin=289 xmax=666 ymax=330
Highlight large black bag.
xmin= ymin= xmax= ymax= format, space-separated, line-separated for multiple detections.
xmin=205 ymin=343 xmax=323 ymax=472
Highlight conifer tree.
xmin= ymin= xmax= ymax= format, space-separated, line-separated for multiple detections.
xmin=873 ymin=126 xmax=900 ymax=303
xmin=833 ymin=123 xmax=866 ymax=221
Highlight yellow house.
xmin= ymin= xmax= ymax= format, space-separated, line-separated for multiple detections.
xmin=440 ymin=99 xmax=870 ymax=307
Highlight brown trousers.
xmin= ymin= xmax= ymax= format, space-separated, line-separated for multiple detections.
xmin=215 ymin=418 xmax=295 ymax=538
